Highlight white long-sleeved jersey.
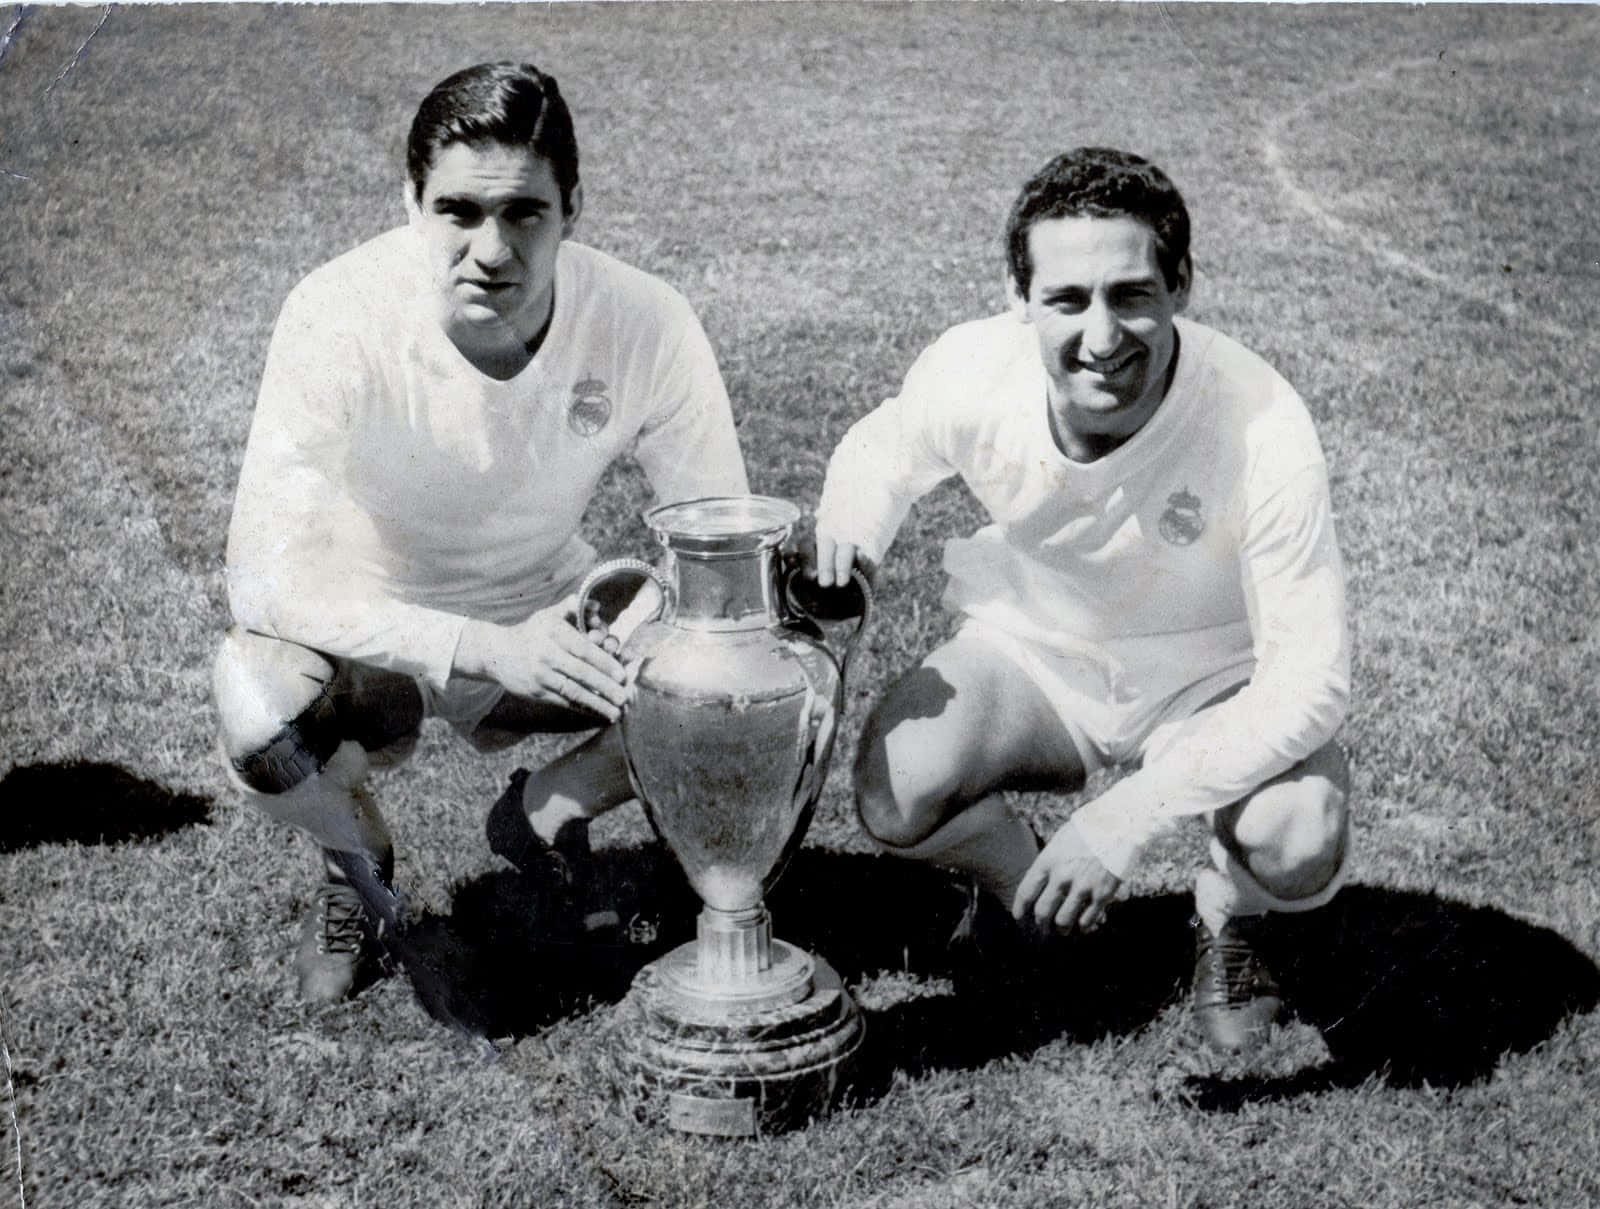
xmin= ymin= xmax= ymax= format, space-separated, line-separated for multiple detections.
xmin=226 ymin=229 xmax=748 ymax=692
xmin=816 ymin=313 xmax=1349 ymax=877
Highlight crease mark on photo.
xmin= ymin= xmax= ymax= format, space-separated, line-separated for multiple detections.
xmin=0 ymin=6 xmax=29 ymax=72
xmin=44 ymin=2 xmax=110 ymax=96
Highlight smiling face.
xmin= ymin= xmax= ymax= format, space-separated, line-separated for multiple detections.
xmin=407 ymin=139 xmax=581 ymax=358
xmin=1023 ymin=214 xmax=1190 ymax=458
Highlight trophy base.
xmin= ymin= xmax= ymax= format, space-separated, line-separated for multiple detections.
xmin=613 ymin=943 xmax=864 ymax=1137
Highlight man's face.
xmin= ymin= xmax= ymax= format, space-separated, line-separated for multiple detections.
xmin=1023 ymin=214 xmax=1190 ymax=445
xmin=407 ymin=140 xmax=579 ymax=345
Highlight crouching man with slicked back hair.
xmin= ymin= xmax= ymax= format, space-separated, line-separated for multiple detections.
xmin=213 ymin=62 xmax=747 ymax=1008
xmin=813 ymin=148 xmax=1350 ymax=1053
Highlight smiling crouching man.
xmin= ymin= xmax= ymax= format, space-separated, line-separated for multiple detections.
xmin=812 ymin=148 xmax=1350 ymax=1052
xmin=212 ymin=63 xmax=747 ymax=1012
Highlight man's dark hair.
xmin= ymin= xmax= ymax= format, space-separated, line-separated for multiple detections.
xmin=1004 ymin=147 xmax=1190 ymax=298
xmin=406 ymin=62 xmax=580 ymax=214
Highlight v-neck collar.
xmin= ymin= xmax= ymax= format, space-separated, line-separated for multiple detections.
xmin=418 ymin=244 xmax=571 ymax=387
xmin=1032 ymin=316 xmax=1204 ymax=489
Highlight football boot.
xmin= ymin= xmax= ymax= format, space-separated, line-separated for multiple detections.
xmin=295 ymin=877 xmax=378 ymax=1004
xmin=1192 ymin=914 xmax=1282 ymax=1053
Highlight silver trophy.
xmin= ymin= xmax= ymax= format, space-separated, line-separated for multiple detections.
xmin=577 ymin=495 xmax=868 ymax=1136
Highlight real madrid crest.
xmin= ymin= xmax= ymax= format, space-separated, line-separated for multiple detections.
xmin=1159 ymin=486 xmax=1204 ymax=546
xmin=567 ymin=376 xmax=612 ymax=437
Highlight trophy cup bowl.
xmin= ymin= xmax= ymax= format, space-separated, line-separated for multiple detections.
xmin=577 ymin=495 xmax=868 ymax=1137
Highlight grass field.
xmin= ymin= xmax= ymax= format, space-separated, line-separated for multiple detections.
xmin=3 ymin=3 xmax=1600 ymax=1206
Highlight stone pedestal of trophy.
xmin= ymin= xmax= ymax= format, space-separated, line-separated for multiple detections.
xmin=579 ymin=496 xmax=868 ymax=1137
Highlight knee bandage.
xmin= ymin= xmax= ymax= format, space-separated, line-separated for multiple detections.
xmin=213 ymin=629 xmax=342 ymax=793
xmin=213 ymin=630 xmax=395 ymax=858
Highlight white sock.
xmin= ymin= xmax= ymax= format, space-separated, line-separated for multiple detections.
xmin=528 ymin=797 xmax=590 ymax=847
xmin=877 ymin=795 xmax=1040 ymax=906
xmin=1194 ymin=833 xmax=1348 ymax=936
xmin=522 ymin=732 xmax=633 ymax=846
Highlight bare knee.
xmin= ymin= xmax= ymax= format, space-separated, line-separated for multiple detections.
xmin=852 ymin=642 xmax=1080 ymax=850
xmin=1219 ymin=742 xmax=1349 ymax=899
xmin=521 ymin=725 xmax=636 ymax=815
xmin=853 ymin=708 xmax=964 ymax=849
xmin=854 ymin=757 xmax=923 ymax=849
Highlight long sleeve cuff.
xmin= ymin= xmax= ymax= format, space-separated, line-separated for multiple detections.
xmin=815 ymin=449 xmax=914 ymax=564
xmin=1070 ymin=790 xmax=1169 ymax=881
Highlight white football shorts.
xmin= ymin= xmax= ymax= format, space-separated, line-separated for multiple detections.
xmin=956 ymin=618 xmax=1252 ymax=777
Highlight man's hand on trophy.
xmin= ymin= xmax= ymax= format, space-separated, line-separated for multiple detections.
xmin=787 ymin=524 xmax=874 ymax=652
xmin=1012 ymin=819 xmax=1123 ymax=935
xmin=575 ymin=564 xmax=666 ymax=656
xmin=812 ymin=529 xmax=878 ymax=590
xmin=812 ymin=524 xmax=876 ymax=591
xmin=458 ymin=599 xmax=630 ymax=722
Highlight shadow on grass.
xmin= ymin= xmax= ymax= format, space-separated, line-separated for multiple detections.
xmin=1185 ymin=884 xmax=1600 ymax=1106
xmin=772 ymin=852 xmax=1197 ymax=1104
xmin=405 ymin=844 xmax=1194 ymax=1065
xmin=399 ymin=843 xmax=702 ymax=1040
xmin=0 ymin=760 xmax=212 ymax=851
xmin=405 ymin=850 xmax=1599 ymax=1108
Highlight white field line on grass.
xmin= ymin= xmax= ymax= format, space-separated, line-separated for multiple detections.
xmin=1260 ymin=28 xmax=1588 ymax=345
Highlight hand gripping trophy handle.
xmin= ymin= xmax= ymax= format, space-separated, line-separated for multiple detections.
xmin=766 ymin=558 xmax=872 ymax=886
xmin=776 ymin=560 xmax=873 ymax=674
xmin=574 ymin=557 xmax=673 ymax=645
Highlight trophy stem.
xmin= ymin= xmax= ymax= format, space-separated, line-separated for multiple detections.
xmin=697 ymin=905 xmax=772 ymax=985
xmin=657 ymin=904 xmax=816 ymax=1014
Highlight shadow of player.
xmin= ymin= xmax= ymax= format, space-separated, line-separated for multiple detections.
xmin=778 ymin=861 xmax=1600 ymax=1105
xmin=405 ymin=846 xmax=1599 ymax=1108
xmin=772 ymin=850 xmax=1197 ymax=1104
xmin=1183 ymin=884 xmax=1600 ymax=1106
xmin=0 ymin=760 xmax=212 ymax=851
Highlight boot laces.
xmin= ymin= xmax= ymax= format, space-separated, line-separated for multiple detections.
xmin=1197 ymin=920 xmax=1276 ymax=1005
xmin=315 ymin=883 xmax=368 ymax=957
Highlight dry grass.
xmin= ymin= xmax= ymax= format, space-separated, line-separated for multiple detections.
xmin=2 ymin=4 xmax=1599 ymax=1207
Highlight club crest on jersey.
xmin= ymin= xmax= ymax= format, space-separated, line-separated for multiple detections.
xmin=1159 ymin=487 xmax=1205 ymax=546
xmin=567 ymin=377 xmax=612 ymax=437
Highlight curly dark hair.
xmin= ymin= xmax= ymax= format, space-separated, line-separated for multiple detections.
xmin=1004 ymin=148 xmax=1190 ymax=298
xmin=406 ymin=62 xmax=580 ymax=214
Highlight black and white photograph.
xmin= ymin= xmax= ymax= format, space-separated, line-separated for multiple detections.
xmin=1 ymin=3 xmax=1597 ymax=1205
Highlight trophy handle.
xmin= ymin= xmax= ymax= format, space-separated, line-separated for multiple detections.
xmin=779 ymin=562 xmax=873 ymax=675
xmin=574 ymin=558 xmax=673 ymax=849
xmin=574 ymin=558 xmax=673 ymax=641
xmin=758 ymin=560 xmax=872 ymax=897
